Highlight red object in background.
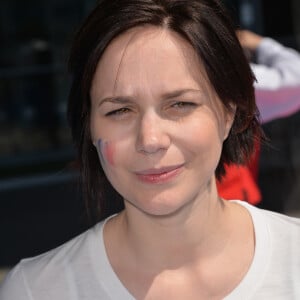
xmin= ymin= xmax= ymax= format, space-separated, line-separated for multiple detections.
xmin=217 ymin=164 xmax=261 ymax=205
xmin=217 ymin=141 xmax=261 ymax=205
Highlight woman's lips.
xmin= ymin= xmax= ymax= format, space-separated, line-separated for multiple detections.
xmin=135 ymin=164 xmax=184 ymax=184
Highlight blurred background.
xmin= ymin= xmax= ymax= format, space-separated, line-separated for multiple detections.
xmin=1 ymin=0 xmax=300 ymax=280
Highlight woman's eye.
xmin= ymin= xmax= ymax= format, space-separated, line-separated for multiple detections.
xmin=171 ymin=101 xmax=197 ymax=110
xmin=167 ymin=101 xmax=198 ymax=118
xmin=105 ymin=107 xmax=131 ymax=117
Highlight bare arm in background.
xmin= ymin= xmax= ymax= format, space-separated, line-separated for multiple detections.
xmin=237 ymin=30 xmax=300 ymax=122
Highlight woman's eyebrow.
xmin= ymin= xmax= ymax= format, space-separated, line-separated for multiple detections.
xmin=161 ymin=88 xmax=203 ymax=100
xmin=98 ymin=96 xmax=134 ymax=106
xmin=97 ymin=89 xmax=203 ymax=106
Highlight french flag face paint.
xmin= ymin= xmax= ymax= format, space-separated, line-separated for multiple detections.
xmin=96 ymin=139 xmax=115 ymax=166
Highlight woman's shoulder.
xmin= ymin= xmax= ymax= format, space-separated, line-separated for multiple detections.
xmin=0 ymin=220 xmax=106 ymax=300
xmin=234 ymin=200 xmax=300 ymax=246
xmin=226 ymin=200 xmax=300 ymax=299
xmin=22 ymin=220 xmax=104 ymax=271
xmin=261 ymin=207 xmax=300 ymax=242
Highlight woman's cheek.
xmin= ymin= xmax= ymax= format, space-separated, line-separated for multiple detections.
xmin=96 ymin=139 xmax=115 ymax=167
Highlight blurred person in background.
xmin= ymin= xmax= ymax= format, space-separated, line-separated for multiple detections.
xmin=218 ymin=29 xmax=300 ymax=208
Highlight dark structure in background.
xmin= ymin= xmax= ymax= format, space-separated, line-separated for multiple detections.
xmin=0 ymin=0 xmax=95 ymax=266
xmin=0 ymin=0 xmax=300 ymax=266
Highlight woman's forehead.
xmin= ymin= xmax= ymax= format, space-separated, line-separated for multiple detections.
xmin=90 ymin=26 xmax=211 ymax=100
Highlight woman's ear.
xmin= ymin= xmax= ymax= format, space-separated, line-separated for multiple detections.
xmin=223 ymin=103 xmax=236 ymax=140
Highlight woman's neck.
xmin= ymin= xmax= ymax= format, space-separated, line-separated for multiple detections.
xmin=107 ymin=187 xmax=233 ymax=270
xmin=103 ymin=188 xmax=255 ymax=300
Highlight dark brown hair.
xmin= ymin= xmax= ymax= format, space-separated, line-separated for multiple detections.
xmin=68 ymin=0 xmax=263 ymax=223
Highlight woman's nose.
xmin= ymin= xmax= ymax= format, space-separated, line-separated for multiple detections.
xmin=136 ymin=112 xmax=171 ymax=154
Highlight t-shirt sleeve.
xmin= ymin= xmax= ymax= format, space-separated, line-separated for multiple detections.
xmin=253 ymin=38 xmax=300 ymax=90
xmin=0 ymin=264 xmax=32 ymax=300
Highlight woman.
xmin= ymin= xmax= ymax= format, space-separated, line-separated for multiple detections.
xmin=1 ymin=0 xmax=300 ymax=299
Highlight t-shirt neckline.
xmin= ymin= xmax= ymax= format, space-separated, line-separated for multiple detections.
xmin=90 ymin=216 xmax=135 ymax=299
xmin=224 ymin=200 xmax=271 ymax=299
xmin=91 ymin=201 xmax=271 ymax=300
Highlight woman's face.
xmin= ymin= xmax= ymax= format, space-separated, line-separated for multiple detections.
xmin=90 ymin=26 xmax=234 ymax=216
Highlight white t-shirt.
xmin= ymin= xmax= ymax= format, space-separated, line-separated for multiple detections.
xmin=1 ymin=201 xmax=300 ymax=300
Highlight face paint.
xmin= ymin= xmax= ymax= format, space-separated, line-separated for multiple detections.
xmin=96 ymin=139 xmax=115 ymax=166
